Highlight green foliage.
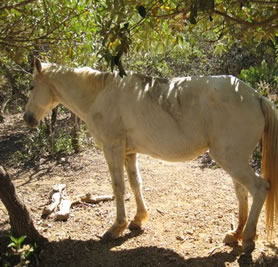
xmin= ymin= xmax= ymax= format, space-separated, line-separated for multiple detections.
xmin=1 ymin=234 xmax=38 ymax=267
xmin=54 ymin=128 xmax=74 ymax=155
xmin=92 ymin=0 xmax=278 ymax=72
xmin=239 ymin=59 xmax=278 ymax=171
xmin=239 ymin=60 xmax=278 ymax=97
xmin=13 ymin=121 xmax=76 ymax=165
xmin=8 ymin=235 xmax=26 ymax=251
xmin=1 ymin=0 xmax=278 ymax=73
xmin=126 ymin=43 xmax=216 ymax=78
xmin=0 ymin=0 xmax=101 ymax=70
xmin=1 ymin=0 xmax=277 ymax=84
xmin=0 ymin=61 xmax=31 ymax=114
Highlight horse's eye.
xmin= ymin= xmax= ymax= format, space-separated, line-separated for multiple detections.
xmin=30 ymin=86 xmax=34 ymax=91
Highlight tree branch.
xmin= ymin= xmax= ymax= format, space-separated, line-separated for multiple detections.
xmin=0 ymin=41 xmax=33 ymax=49
xmin=151 ymin=10 xmax=185 ymax=19
xmin=34 ymin=8 xmax=89 ymax=41
xmin=247 ymin=0 xmax=278 ymax=4
xmin=0 ymin=7 xmax=89 ymax=49
xmin=0 ymin=0 xmax=36 ymax=11
xmin=213 ymin=9 xmax=278 ymax=28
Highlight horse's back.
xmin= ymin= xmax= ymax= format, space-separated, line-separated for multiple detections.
xmin=129 ymin=75 xmax=263 ymax=160
xmin=88 ymin=74 xmax=264 ymax=162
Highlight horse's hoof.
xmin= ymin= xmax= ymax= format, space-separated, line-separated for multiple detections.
xmin=128 ymin=212 xmax=148 ymax=231
xmin=101 ymin=231 xmax=120 ymax=242
xmin=128 ymin=220 xmax=143 ymax=231
xmin=242 ymin=240 xmax=255 ymax=254
xmin=102 ymin=221 xmax=128 ymax=241
xmin=223 ymin=231 xmax=239 ymax=245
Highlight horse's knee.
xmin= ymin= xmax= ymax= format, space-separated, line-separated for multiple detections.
xmin=129 ymin=176 xmax=143 ymax=191
xmin=249 ymin=177 xmax=269 ymax=200
xmin=112 ymin=180 xmax=125 ymax=195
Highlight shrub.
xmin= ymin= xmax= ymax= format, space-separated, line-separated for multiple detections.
xmin=239 ymin=60 xmax=278 ymax=172
xmin=239 ymin=60 xmax=278 ymax=97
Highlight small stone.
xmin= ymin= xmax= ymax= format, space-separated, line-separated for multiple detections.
xmin=176 ymin=235 xmax=185 ymax=241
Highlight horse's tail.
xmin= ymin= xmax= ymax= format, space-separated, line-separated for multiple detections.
xmin=260 ymin=96 xmax=278 ymax=236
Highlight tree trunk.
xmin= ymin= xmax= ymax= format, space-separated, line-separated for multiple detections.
xmin=0 ymin=165 xmax=47 ymax=244
xmin=70 ymin=112 xmax=80 ymax=153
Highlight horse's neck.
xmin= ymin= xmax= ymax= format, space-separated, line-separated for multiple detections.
xmin=53 ymin=72 xmax=99 ymax=122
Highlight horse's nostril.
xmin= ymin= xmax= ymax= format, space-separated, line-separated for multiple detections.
xmin=23 ymin=112 xmax=29 ymax=122
xmin=23 ymin=112 xmax=38 ymax=128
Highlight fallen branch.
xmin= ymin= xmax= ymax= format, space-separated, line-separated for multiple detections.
xmin=55 ymin=198 xmax=72 ymax=221
xmin=42 ymin=185 xmax=117 ymax=221
xmin=208 ymin=245 xmax=222 ymax=256
xmin=80 ymin=193 xmax=114 ymax=204
xmin=42 ymin=184 xmax=66 ymax=217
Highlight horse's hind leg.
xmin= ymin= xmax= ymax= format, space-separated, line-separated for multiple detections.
xmin=210 ymin=150 xmax=269 ymax=252
xmin=223 ymin=180 xmax=248 ymax=244
xmin=102 ymin=143 xmax=128 ymax=240
xmin=241 ymin=172 xmax=269 ymax=252
xmin=125 ymin=154 xmax=148 ymax=230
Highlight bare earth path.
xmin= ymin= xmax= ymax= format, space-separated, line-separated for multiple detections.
xmin=1 ymin=114 xmax=278 ymax=266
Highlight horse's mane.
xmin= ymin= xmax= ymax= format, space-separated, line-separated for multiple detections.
xmin=39 ymin=63 xmax=75 ymax=75
xmin=37 ymin=62 xmax=103 ymax=80
xmin=37 ymin=62 xmax=113 ymax=91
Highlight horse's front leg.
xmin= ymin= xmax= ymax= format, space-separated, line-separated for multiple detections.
xmin=125 ymin=154 xmax=148 ymax=230
xmin=102 ymin=143 xmax=128 ymax=240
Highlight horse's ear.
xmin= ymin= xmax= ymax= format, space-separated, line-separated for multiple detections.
xmin=34 ymin=58 xmax=42 ymax=73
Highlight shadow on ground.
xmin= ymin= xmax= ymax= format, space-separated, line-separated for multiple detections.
xmin=37 ymin=232 xmax=278 ymax=267
xmin=1 ymin=215 xmax=278 ymax=266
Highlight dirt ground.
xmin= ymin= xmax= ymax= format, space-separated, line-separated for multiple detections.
xmin=1 ymin=114 xmax=278 ymax=267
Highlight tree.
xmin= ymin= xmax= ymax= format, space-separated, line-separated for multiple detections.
xmin=1 ymin=0 xmax=277 ymax=70
xmin=0 ymin=0 xmax=95 ymax=65
xmin=93 ymin=0 xmax=278 ymax=75
xmin=0 ymin=166 xmax=46 ymax=244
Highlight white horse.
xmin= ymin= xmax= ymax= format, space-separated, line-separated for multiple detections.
xmin=24 ymin=59 xmax=278 ymax=252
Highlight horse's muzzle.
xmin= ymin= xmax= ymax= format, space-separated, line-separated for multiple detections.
xmin=23 ymin=111 xmax=39 ymax=128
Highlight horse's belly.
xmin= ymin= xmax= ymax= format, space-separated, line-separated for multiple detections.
xmin=127 ymin=131 xmax=208 ymax=162
xmin=137 ymin=146 xmax=208 ymax=162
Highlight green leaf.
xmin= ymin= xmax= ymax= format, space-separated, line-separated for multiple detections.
xmin=18 ymin=235 xmax=26 ymax=245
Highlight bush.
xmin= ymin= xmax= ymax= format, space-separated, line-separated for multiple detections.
xmin=13 ymin=113 xmax=83 ymax=166
xmin=239 ymin=60 xmax=278 ymax=97
xmin=239 ymin=60 xmax=278 ymax=172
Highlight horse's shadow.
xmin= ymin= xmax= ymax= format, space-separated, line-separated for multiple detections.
xmin=1 ymin=228 xmax=278 ymax=267
xmin=35 ymin=230 xmax=278 ymax=267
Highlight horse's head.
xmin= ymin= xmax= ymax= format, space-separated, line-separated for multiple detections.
xmin=24 ymin=58 xmax=58 ymax=128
